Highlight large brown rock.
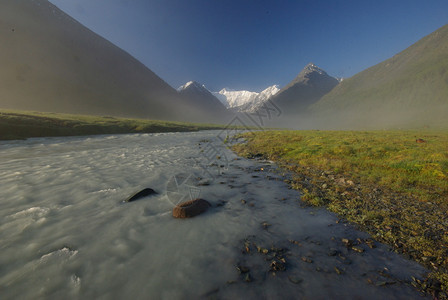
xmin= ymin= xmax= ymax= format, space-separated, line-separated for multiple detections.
xmin=172 ymin=199 xmax=211 ymax=218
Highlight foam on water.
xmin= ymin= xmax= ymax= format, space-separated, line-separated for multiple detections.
xmin=0 ymin=132 xmax=429 ymax=299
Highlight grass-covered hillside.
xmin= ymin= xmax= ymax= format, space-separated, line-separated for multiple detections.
xmin=233 ymin=130 xmax=448 ymax=297
xmin=310 ymin=24 xmax=448 ymax=129
xmin=0 ymin=110 xmax=229 ymax=140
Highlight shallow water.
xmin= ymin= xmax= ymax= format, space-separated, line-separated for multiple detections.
xmin=0 ymin=131 xmax=428 ymax=299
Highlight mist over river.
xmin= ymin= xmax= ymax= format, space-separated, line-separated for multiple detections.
xmin=0 ymin=131 xmax=428 ymax=299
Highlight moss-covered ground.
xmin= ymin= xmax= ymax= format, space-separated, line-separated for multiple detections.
xmin=233 ymin=130 xmax=448 ymax=298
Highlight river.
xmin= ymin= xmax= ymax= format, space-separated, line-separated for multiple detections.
xmin=0 ymin=131 xmax=428 ymax=299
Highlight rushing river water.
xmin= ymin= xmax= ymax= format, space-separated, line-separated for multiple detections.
xmin=0 ymin=131 xmax=429 ymax=299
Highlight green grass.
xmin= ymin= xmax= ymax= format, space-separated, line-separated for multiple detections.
xmin=0 ymin=109 xmax=231 ymax=140
xmin=311 ymin=24 xmax=448 ymax=129
xmin=233 ymin=130 xmax=448 ymax=297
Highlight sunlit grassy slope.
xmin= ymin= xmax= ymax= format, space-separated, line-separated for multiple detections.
xmin=0 ymin=109 xmax=229 ymax=140
xmin=233 ymin=130 xmax=448 ymax=296
xmin=310 ymin=24 xmax=448 ymax=129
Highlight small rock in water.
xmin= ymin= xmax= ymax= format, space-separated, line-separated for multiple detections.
xmin=197 ymin=180 xmax=211 ymax=186
xmin=270 ymin=259 xmax=286 ymax=272
xmin=351 ymin=246 xmax=365 ymax=253
xmin=257 ymin=246 xmax=269 ymax=254
xmin=288 ymin=275 xmax=303 ymax=284
xmin=216 ymin=200 xmax=227 ymax=207
xmin=236 ymin=265 xmax=250 ymax=274
xmin=289 ymin=239 xmax=302 ymax=246
xmin=334 ymin=266 xmax=344 ymax=275
xmin=365 ymin=238 xmax=376 ymax=248
xmin=341 ymin=238 xmax=353 ymax=247
xmin=301 ymin=256 xmax=313 ymax=263
xmin=328 ymin=248 xmax=339 ymax=256
xmin=172 ymin=199 xmax=211 ymax=218
xmin=261 ymin=222 xmax=271 ymax=230
xmin=124 ymin=188 xmax=157 ymax=202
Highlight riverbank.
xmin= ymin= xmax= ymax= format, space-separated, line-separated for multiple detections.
xmin=0 ymin=109 xmax=229 ymax=140
xmin=232 ymin=130 xmax=448 ymax=298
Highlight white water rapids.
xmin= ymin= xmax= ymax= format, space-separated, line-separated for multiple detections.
xmin=0 ymin=131 xmax=428 ymax=299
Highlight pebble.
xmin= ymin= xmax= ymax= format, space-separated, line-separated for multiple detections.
xmin=328 ymin=248 xmax=339 ymax=256
xmin=334 ymin=266 xmax=344 ymax=275
xmin=301 ymin=256 xmax=313 ymax=263
xmin=352 ymin=246 xmax=365 ymax=253
xmin=288 ymin=276 xmax=303 ymax=284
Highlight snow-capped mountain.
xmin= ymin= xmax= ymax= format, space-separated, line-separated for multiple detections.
xmin=215 ymin=85 xmax=280 ymax=112
xmin=178 ymin=81 xmax=230 ymax=122
xmin=178 ymin=81 xmax=208 ymax=93
xmin=269 ymin=63 xmax=339 ymax=114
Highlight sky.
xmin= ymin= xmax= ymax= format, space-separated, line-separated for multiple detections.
xmin=47 ymin=0 xmax=448 ymax=92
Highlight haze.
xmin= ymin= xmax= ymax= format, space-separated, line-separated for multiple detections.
xmin=48 ymin=0 xmax=448 ymax=92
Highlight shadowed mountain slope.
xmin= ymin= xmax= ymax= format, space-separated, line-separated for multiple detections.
xmin=0 ymin=0 xmax=210 ymax=122
xmin=270 ymin=63 xmax=339 ymax=115
xmin=178 ymin=81 xmax=231 ymax=122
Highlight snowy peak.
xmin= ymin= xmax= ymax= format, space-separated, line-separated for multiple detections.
xmin=178 ymin=81 xmax=210 ymax=93
xmin=218 ymin=88 xmax=258 ymax=108
xmin=215 ymin=85 xmax=280 ymax=112
xmin=301 ymin=62 xmax=327 ymax=75
xmin=259 ymin=85 xmax=281 ymax=100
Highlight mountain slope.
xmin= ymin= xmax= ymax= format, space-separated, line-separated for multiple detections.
xmin=311 ymin=24 xmax=448 ymax=128
xmin=270 ymin=63 xmax=339 ymax=114
xmin=178 ymin=81 xmax=230 ymax=122
xmin=0 ymin=0 xmax=203 ymax=121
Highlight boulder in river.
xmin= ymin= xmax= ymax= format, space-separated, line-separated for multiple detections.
xmin=124 ymin=188 xmax=158 ymax=202
xmin=172 ymin=198 xmax=211 ymax=218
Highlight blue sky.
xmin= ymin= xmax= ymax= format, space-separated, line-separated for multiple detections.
xmin=48 ymin=0 xmax=448 ymax=92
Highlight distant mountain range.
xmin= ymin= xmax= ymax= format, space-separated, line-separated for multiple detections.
xmin=214 ymin=85 xmax=280 ymax=112
xmin=1 ymin=0 xmax=446 ymax=129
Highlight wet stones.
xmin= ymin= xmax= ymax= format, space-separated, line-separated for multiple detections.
xmin=351 ymin=245 xmax=365 ymax=253
xmin=172 ymin=198 xmax=211 ymax=218
xmin=301 ymin=256 xmax=313 ymax=263
xmin=261 ymin=222 xmax=271 ymax=230
xmin=341 ymin=238 xmax=353 ymax=248
xmin=124 ymin=188 xmax=157 ymax=202
xmin=270 ymin=258 xmax=286 ymax=272
xmin=236 ymin=265 xmax=250 ymax=274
